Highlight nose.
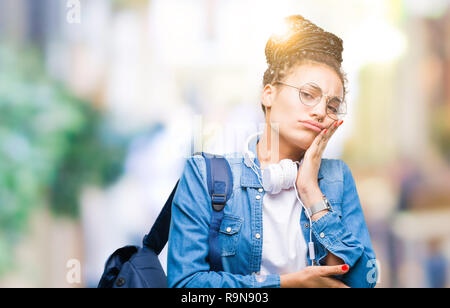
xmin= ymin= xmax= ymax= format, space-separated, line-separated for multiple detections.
xmin=309 ymin=96 xmax=328 ymax=121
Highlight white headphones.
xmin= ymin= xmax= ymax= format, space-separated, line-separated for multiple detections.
xmin=243 ymin=132 xmax=302 ymax=195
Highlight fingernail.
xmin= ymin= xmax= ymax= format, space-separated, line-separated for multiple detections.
xmin=323 ymin=129 xmax=328 ymax=134
xmin=341 ymin=264 xmax=349 ymax=271
xmin=334 ymin=121 xmax=338 ymax=127
xmin=339 ymin=120 xmax=344 ymax=126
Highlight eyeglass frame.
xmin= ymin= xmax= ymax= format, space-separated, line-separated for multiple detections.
xmin=273 ymin=81 xmax=347 ymax=120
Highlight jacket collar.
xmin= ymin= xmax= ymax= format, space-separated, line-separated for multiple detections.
xmin=240 ymin=132 xmax=324 ymax=188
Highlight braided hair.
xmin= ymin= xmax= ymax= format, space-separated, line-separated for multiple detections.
xmin=262 ymin=15 xmax=347 ymax=114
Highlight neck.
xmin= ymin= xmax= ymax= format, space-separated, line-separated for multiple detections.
xmin=256 ymin=126 xmax=306 ymax=169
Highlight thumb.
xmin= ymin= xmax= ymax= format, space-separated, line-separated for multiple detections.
xmin=321 ymin=264 xmax=350 ymax=276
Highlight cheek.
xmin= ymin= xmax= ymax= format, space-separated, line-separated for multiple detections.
xmin=268 ymin=95 xmax=329 ymax=148
xmin=270 ymin=103 xmax=313 ymax=137
xmin=270 ymin=96 xmax=302 ymax=123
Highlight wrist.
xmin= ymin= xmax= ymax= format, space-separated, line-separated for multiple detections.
xmin=311 ymin=209 xmax=329 ymax=221
xmin=306 ymin=195 xmax=332 ymax=221
xmin=298 ymin=187 xmax=323 ymax=208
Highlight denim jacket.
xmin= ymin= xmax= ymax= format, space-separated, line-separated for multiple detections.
xmin=167 ymin=136 xmax=378 ymax=288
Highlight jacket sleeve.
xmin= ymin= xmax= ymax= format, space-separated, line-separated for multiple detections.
xmin=310 ymin=160 xmax=379 ymax=288
xmin=167 ymin=156 xmax=280 ymax=288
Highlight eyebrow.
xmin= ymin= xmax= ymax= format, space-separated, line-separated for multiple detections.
xmin=306 ymin=82 xmax=322 ymax=91
xmin=306 ymin=82 xmax=343 ymax=98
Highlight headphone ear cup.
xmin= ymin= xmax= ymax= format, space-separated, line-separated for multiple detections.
xmin=279 ymin=159 xmax=298 ymax=189
xmin=288 ymin=160 xmax=298 ymax=187
xmin=262 ymin=163 xmax=283 ymax=194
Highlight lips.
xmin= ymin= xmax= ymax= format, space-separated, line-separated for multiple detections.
xmin=299 ymin=121 xmax=323 ymax=132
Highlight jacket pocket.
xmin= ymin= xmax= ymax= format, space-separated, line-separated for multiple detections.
xmin=218 ymin=215 xmax=243 ymax=257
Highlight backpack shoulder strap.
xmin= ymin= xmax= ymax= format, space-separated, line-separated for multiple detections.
xmin=143 ymin=180 xmax=179 ymax=254
xmin=143 ymin=152 xmax=233 ymax=273
xmin=201 ymin=152 xmax=233 ymax=272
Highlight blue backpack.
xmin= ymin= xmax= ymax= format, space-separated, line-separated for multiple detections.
xmin=97 ymin=152 xmax=233 ymax=288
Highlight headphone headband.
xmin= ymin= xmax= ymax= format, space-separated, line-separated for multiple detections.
xmin=243 ymin=131 xmax=262 ymax=168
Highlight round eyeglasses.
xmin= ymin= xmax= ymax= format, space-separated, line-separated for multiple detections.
xmin=274 ymin=81 xmax=347 ymax=121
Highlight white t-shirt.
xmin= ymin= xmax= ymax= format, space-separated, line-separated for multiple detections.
xmin=260 ymin=186 xmax=308 ymax=275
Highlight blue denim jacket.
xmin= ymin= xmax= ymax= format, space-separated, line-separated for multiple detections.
xmin=167 ymin=136 xmax=378 ymax=288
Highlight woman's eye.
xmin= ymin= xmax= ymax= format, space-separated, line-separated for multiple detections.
xmin=300 ymin=91 xmax=313 ymax=99
xmin=328 ymin=106 xmax=338 ymax=113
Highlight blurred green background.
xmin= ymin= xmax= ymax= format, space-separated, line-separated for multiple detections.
xmin=0 ymin=44 xmax=128 ymax=276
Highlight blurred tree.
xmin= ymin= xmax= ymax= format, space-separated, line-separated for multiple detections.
xmin=0 ymin=45 xmax=128 ymax=275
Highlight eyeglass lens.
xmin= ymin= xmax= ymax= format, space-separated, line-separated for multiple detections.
xmin=299 ymin=83 xmax=345 ymax=120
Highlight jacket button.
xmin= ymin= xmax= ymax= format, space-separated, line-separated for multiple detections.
xmin=320 ymin=232 xmax=325 ymax=238
xmin=305 ymin=223 xmax=309 ymax=228
xmin=116 ymin=277 xmax=126 ymax=287
xmin=258 ymin=188 xmax=263 ymax=193
xmin=255 ymin=233 xmax=261 ymax=239
xmin=256 ymin=195 xmax=261 ymax=200
xmin=226 ymin=227 xmax=232 ymax=233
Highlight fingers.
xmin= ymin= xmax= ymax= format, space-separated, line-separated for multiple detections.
xmin=325 ymin=120 xmax=343 ymax=139
xmin=319 ymin=264 xmax=350 ymax=276
xmin=301 ymin=265 xmax=351 ymax=288
xmin=305 ymin=120 xmax=344 ymax=159
xmin=310 ymin=125 xmax=329 ymax=148
xmin=311 ymin=264 xmax=351 ymax=288
xmin=317 ymin=120 xmax=343 ymax=146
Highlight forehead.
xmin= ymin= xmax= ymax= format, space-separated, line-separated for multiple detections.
xmin=284 ymin=62 xmax=344 ymax=97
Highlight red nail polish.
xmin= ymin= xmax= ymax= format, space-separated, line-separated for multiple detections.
xmin=323 ymin=129 xmax=328 ymax=134
xmin=342 ymin=264 xmax=349 ymax=271
xmin=339 ymin=120 xmax=344 ymax=126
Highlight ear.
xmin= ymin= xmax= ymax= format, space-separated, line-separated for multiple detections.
xmin=261 ymin=84 xmax=275 ymax=111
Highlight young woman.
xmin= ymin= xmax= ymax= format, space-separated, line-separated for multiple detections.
xmin=167 ymin=15 xmax=377 ymax=288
